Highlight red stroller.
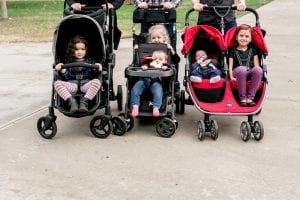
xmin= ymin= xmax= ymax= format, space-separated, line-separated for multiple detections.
xmin=181 ymin=7 xmax=268 ymax=141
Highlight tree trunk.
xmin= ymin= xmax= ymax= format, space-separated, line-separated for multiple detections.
xmin=0 ymin=0 xmax=8 ymax=18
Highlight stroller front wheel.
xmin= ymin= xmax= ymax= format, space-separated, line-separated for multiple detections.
xmin=90 ymin=115 xmax=112 ymax=138
xmin=37 ymin=116 xmax=57 ymax=139
xmin=156 ymin=117 xmax=176 ymax=138
xmin=197 ymin=120 xmax=205 ymax=141
xmin=253 ymin=121 xmax=264 ymax=141
xmin=240 ymin=121 xmax=251 ymax=142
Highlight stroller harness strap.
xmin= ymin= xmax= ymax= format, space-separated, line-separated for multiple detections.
xmin=234 ymin=48 xmax=253 ymax=70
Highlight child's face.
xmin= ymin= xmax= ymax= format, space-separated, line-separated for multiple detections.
xmin=150 ymin=32 xmax=165 ymax=44
xmin=236 ymin=29 xmax=252 ymax=47
xmin=74 ymin=42 xmax=87 ymax=60
xmin=195 ymin=50 xmax=207 ymax=61
xmin=152 ymin=52 xmax=167 ymax=64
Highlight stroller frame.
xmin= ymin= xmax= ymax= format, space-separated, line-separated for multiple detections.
xmin=37 ymin=12 xmax=125 ymax=139
xmin=182 ymin=7 xmax=268 ymax=141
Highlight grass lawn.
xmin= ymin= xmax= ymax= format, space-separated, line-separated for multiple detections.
xmin=0 ymin=0 xmax=272 ymax=43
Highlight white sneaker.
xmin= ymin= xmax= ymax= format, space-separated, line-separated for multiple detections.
xmin=209 ymin=76 xmax=221 ymax=84
xmin=190 ymin=76 xmax=202 ymax=83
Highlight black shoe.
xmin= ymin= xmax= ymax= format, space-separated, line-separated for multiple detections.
xmin=68 ymin=97 xmax=78 ymax=113
xmin=247 ymin=101 xmax=256 ymax=107
xmin=79 ymin=97 xmax=89 ymax=112
xmin=240 ymin=101 xmax=247 ymax=107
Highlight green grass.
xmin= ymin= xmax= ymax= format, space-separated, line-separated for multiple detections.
xmin=0 ymin=0 xmax=272 ymax=43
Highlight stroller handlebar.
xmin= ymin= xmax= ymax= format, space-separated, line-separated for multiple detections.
xmin=185 ymin=6 xmax=260 ymax=27
xmin=62 ymin=62 xmax=100 ymax=70
xmin=125 ymin=66 xmax=175 ymax=78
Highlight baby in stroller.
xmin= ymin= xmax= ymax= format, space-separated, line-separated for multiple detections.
xmin=131 ymin=49 xmax=169 ymax=117
xmin=54 ymin=35 xmax=103 ymax=113
xmin=190 ymin=49 xmax=221 ymax=84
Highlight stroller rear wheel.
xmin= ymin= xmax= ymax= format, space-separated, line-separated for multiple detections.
xmin=90 ymin=115 xmax=112 ymax=138
xmin=240 ymin=121 xmax=251 ymax=142
xmin=156 ymin=117 xmax=176 ymax=138
xmin=37 ymin=116 xmax=57 ymax=139
xmin=111 ymin=116 xmax=127 ymax=136
xmin=253 ymin=121 xmax=264 ymax=141
xmin=118 ymin=113 xmax=134 ymax=132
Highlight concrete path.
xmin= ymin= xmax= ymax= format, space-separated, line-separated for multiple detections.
xmin=0 ymin=0 xmax=300 ymax=199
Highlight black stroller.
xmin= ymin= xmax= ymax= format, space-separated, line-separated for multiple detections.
xmin=37 ymin=10 xmax=124 ymax=139
xmin=121 ymin=43 xmax=178 ymax=137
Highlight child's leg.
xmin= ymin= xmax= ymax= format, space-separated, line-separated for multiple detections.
xmin=54 ymin=80 xmax=78 ymax=112
xmin=54 ymin=80 xmax=78 ymax=100
xmin=233 ymin=66 xmax=247 ymax=101
xmin=247 ymin=66 xmax=263 ymax=100
xmin=209 ymin=68 xmax=221 ymax=84
xmin=79 ymin=79 xmax=101 ymax=112
xmin=190 ymin=69 xmax=203 ymax=83
xmin=130 ymin=79 xmax=148 ymax=106
xmin=80 ymin=79 xmax=101 ymax=100
xmin=130 ymin=79 xmax=149 ymax=116
xmin=150 ymin=81 xmax=163 ymax=117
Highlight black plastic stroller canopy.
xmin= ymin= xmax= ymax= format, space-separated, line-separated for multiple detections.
xmin=53 ymin=14 xmax=106 ymax=64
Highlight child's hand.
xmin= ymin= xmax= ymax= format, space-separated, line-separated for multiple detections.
xmin=161 ymin=65 xmax=168 ymax=70
xmin=96 ymin=63 xmax=102 ymax=71
xmin=138 ymin=2 xmax=148 ymax=9
xmin=141 ymin=65 xmax=148 ymax=70
xmin=101 ymin=3 xmax=114 ymax=10
xmin=55 ymin=63 xmax=63 ymax=71
xmin=167 ymin=44 xmax=175 ymax=55
xmin=71 ymin=3 xmax=85 ymax=11
xmin=162 ymin=2 xmax=174 ymax=9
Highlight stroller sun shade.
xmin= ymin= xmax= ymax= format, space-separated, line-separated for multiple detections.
xmin=53 ymin=15 xmax=106 ymax=64
xmin=225 ymin=26 xmax=268 ymax=55
xmin=181 ymin=25 xmax=226 ymax=55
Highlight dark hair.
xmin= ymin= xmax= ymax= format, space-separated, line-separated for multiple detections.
xmin=66 ymin=35 xmax=88 ymax=61
xmin=235 ymin=24 xmax=253 ymax=37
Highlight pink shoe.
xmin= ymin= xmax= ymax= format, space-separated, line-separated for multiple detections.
xmin=131 ymin=105 xmax=139 ymax=117
xmin=152 ymin=107 xmax=160 ymax=117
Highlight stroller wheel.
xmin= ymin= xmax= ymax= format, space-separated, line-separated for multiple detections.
xmin=118 ymin=113 xmax=134 ymax=132
xmin=117 ymin=85 xmax=123 ymax=111
xmin=156 ymin=117 xmax=176 ymax=138
xmin=210 ymin=120 xmax=219 ymax=140
xmin=111 ymin=116 xmax=127 ymax=136
xmin=90 ymin=115 xmax=112 ymax=138
xmin=197 ymin=120 xmax=205 ymax=141
xmin=240 ymin=121 xmax=251 ymax=142
xmin=253 ymin=121 xmax=264 ymax=141
xmin=37 ymin=116 xmax=57 ymax=139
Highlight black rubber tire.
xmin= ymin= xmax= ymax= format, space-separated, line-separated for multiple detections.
xmin=37 ymin=116 xmax=57 ymax=139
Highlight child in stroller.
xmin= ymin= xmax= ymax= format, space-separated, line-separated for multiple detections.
xmin=54 ymin=35 xmax=103 ymax=113
xmin=37 ymin=13 xmax=125 ymax=139
xmin=131 ymin=49 xmax=169 ymax=117
xmin=190 ymin=49 xmax=222 ymax=84
xmin=228 ymin=24 xmax=263 ymax=107
xmin=123 ymin=43 xmax=178 ymax=138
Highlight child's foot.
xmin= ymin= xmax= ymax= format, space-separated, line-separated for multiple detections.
xmin=246 ymin=99 xmax=256 ymax=106
xmin=190 ymin=76 xmax=202 ymax=83
xmin=240 ymin=99 xmax=247 ymax=107
xmin=131 ymin=105 xmax=139 ymax=117
xmin=209 ymin=76 xmax=221 ymax=84
xmin=153 ymin=107 xmax=160 ymax=117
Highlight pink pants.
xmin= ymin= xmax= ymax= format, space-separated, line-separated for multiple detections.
xmin=54 ymin=79 xmax=101 ymax=101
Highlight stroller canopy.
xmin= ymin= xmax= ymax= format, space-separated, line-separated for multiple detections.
xmin=225 ymin=26 xmax=269 ymax=55
xmin=53 ymin=14 xmax=106 ymax=63
xmin=181 ymin=25 xmax=226 ymax=55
